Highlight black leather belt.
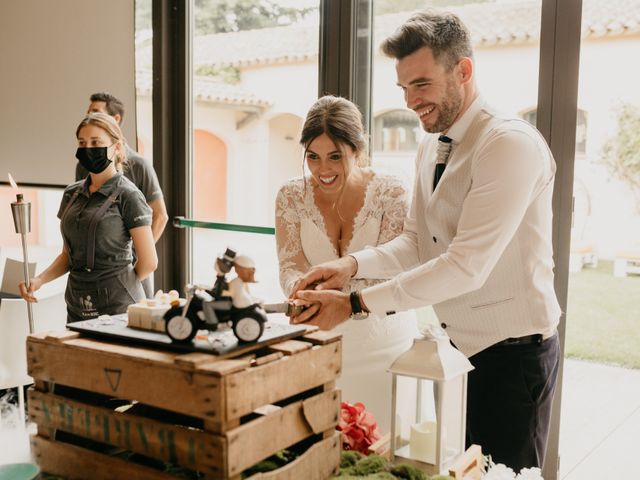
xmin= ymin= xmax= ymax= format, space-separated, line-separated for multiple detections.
xmin=493 ymin=334 xmax=544 ymax=347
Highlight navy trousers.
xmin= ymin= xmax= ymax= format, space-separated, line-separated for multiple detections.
xmin=466 ymin=333 xmax=560 ymax=472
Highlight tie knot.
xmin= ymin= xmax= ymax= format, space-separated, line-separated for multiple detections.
xmin=438 ymin=135 xmax=452 ymax=144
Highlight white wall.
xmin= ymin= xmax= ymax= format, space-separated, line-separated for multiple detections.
xmin=0 ymin=0 xmax=136 ymax=187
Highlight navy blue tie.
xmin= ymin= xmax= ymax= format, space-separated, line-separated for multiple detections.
xmin=433 ymin=135 xmax=452 ymax=191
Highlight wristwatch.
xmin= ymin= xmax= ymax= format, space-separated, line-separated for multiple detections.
xmin=349 ymin=291 xmax=369 ymax=320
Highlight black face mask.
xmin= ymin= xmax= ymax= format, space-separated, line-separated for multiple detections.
xmin=75 ymin=147 xmax=112 ymax=174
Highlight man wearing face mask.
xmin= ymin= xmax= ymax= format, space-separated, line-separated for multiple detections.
xmin=76 ymin=92 xmax=167 ymax=298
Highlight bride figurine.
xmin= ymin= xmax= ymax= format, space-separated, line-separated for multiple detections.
xmin=275 ymin=95 xmax=419 ymax=433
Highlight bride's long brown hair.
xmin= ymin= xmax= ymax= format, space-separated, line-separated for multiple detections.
xmin=299 ymin=96 xmax=369 ymax=220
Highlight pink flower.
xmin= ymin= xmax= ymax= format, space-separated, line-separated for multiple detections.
xmin=336 ymin=401 xmax=382 ymax=454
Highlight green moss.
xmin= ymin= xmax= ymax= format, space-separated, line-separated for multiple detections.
xmin=338 ymin=474 xmax=397 ymax=480
xmin=337 ymin=451 xmax=458 ymax=479
xmin=389 ymin=463 xmax=429 ymax=480
xmin=341 ymin=450 xmax=366 ymax=469
xmin=350 ymin=455 xmax=391 ymax=476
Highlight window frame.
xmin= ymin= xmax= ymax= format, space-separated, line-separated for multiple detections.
xmin=151 ymin=2 xmax=583 ymax=477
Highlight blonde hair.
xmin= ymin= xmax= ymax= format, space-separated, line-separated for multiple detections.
xmin=76 ymin=112 xmax=127 ymax=171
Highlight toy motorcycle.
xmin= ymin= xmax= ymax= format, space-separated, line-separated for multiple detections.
xmin=163 ymin=248 xmax=268 ymax=343
xmin=163 ymin=284 xmax=268 ymax=343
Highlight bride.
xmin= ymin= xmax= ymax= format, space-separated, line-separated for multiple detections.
xmin=275 ymin=95 xmax=418 ymax=433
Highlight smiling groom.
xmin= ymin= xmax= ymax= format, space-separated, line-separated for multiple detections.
xmin=290 ymin=10 xmax=561 ymax=472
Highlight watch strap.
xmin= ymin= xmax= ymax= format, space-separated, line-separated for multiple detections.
xmin=349 ymin=290 xmax=368 ymax=314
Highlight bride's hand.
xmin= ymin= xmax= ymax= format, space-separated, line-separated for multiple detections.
xmin=290 ymin=289 xmax=351 ymax=330
xmin=291 ymin=256 xmax=357 ymax=296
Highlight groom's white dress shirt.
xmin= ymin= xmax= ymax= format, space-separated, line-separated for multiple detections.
xmin=352 ymin=96 xmax=561 ymax=356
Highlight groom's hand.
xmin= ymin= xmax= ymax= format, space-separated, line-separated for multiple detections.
xmin=290 ymin=289 xmax=351 ymax=330
xmin=291 ymin=256 xmax=357 ymax=296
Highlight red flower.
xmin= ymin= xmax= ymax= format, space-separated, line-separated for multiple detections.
xmin=336 ymin=401 xmax=382 ymax=454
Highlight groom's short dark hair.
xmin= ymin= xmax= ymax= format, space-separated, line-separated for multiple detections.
xmin=381 ymin=10 xmax=473 ymax=71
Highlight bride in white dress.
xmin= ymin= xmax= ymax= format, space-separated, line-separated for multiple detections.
xmin=275 ymin=95 xmax=418 ymax=433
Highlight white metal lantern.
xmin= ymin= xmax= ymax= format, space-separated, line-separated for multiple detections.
xmin=388 ymin=324 xmax=474 ymax=475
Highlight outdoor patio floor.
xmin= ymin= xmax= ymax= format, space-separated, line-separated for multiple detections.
xmin=559 ymin=358 xmax=640 ymax=479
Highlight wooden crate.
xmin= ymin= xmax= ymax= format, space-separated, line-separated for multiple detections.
xmin=27 ymin=329 xmax=342 ymax=479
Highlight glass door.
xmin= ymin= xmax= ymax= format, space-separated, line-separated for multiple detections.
xmin=189 ymin=0 xmax=321 ymax=301
xmin=559 ymin=1 xmax=640 ymax=478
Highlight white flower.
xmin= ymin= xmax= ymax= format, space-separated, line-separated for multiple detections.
xmin=484 ymin=463 xmax=516 ymax=480
xmin=516 ymin=467 xmax=544 ymax=480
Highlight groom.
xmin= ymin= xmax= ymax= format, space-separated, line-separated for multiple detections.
xmin=290 ymin=10 xmax=561 ymax=472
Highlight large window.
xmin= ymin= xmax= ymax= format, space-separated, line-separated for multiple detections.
xmin=561 ymin=1 xmax=640 ymax=478
xmin=189 ymin=0 xmax=321 ymax=299
xmin=134 ymin=0 xmax=153 ymax=159
xmin=370 ymin=0 xmax=543 ymax=189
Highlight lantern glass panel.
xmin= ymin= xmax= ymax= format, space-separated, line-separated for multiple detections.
xmin=392 ymin=376 xmax=438 ymax=464
xmin=439 ymin=375 xmax=467 ymax=464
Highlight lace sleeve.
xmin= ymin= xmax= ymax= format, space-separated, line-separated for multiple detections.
xmin=275 ymin=182 xmax=312 ymax=296
xmin=377 ymin=176 xmax=409 ymax=245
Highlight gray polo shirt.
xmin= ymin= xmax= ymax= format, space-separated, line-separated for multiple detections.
xmin=75 ymin=145 xmax=163 ymax=204
xmin=58 ymin=173 xmax=152 ymax=280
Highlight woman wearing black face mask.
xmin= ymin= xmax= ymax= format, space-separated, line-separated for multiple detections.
xmin=19 ymin=112 xmax=158 ymax=322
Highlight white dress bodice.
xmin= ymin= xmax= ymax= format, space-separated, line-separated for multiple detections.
xmin=275 ymin=172 xmax=419 ymax=432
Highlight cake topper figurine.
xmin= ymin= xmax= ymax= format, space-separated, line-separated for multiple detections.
xmin=164 ymin=248 xmax=304 ymax=344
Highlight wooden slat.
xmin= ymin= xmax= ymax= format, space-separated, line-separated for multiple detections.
xmin=27 ymin=336 xmax=224 ymax=421
xmin=267 ymin=339 xmax=312 ymax=356
xmin=253 ymin=351 xmax=284 ymax=367
xmin=41 ymin=330 xmax=79 ymax=342
xmin=27 ymin=333 xmax=341 ymax=425
xmin=226 ymin=391 xmax=340 ymax=477
xmin=31 ymin=435 xmax=179 ymax=480
xmin=199 ymin=356 xmax=254 ymax=376
xmin=448 ymin=444 xmax=483 ymax=480
xmin=302 ymin=389 xmax=340 ymax=434
xmin=301 ymin=330 xmax=342 ymax=345
xmin=253 ymin=404 xmax=281 ymax=416
xmin=245 ymin=433 xmax=341 ymax=480
xmin=225 ymin=342 xmax=341 ymax=420
xmin=173 ymin=352 xmax=219 ymax=369
xmin=27 ymin=389 xmax=223 ymax=476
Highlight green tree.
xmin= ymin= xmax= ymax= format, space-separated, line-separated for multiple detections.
xmin=135 ymin=0 xmax=152 ymax=32
xmin=194 ymin=0 xmax=315 ymax=35
xmin=601 ymin=103 xmax=640 ymax=212
xmin=375 ymin=0 xmax=494 ymax=16
xmin=195 ymin=64 xmax=241 ymax=83
xmin=135 ymin=1 xmax=315 ymax=35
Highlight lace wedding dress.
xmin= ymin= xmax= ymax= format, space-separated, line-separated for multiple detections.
xmin=276 ymin=171 xmax=419 ymax=433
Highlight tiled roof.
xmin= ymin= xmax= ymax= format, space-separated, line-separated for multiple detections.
xmin=136 ymin=0 xmax=640 ymax=71
xmin=135 ymin=70 xmax=271 ymax=108
xmin=194 ymin=23 xmax=318 ymax=68
xmin=134 ymin=0 xmax=639 ymax=103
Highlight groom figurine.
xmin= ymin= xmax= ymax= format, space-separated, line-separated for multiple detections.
xmin=291 ymin=10 xmax=561 ymax=472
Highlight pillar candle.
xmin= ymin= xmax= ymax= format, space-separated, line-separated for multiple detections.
xmin=409 ymin=420 xmax=437 ymax=463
